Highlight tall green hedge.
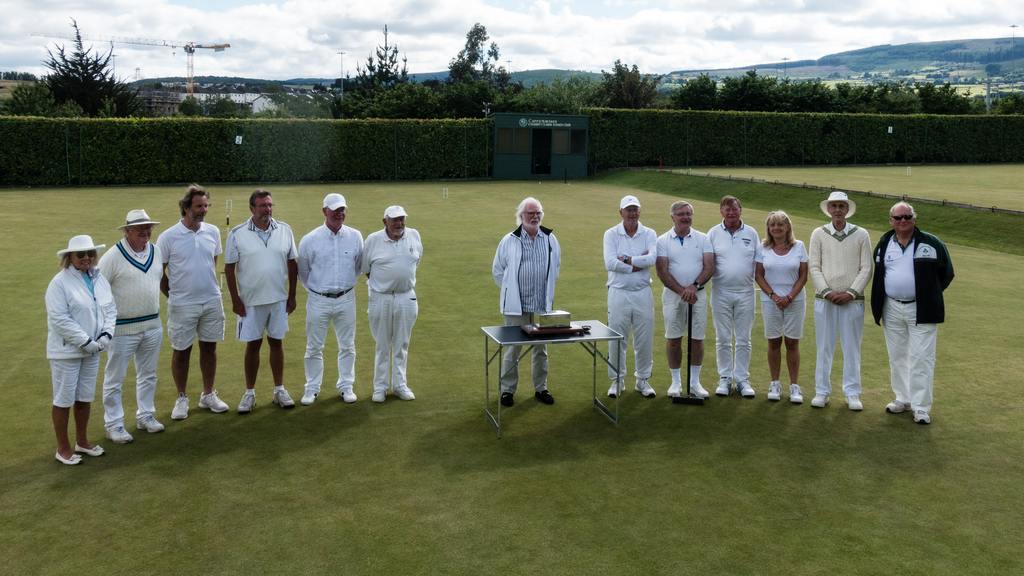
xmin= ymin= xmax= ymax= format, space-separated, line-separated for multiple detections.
xmin=0 ymin=117 xmax=490 ymax=186
xmin=584 ymin=108 xmax=1024 ymax=169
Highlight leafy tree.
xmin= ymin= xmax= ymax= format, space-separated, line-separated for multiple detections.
xmin=353 ymin=25 xmax=408 ymax=93
xmin=506 ymin=76 xmax=604 ymax=114
xmin=600 ymin=60 xmax=659 ymax=109
xmin=916 ymin=82 xmax=970 ymax=114
xmin=718 ymin=70 xmax=778 ymax=111
xmin=205 ymin=95 xmax=250 ymax=118
xmin=43 ymin=19 xmax=139 ymax=117
xmin=995 ymin=93 xmax=1024 ymax=114
xmin=2 ymin=71 xmax=39 ymax=81
xmin=178 ymin=96 xmax=202 ymax=116
xmin=776 ymin=79 xmax=835 ymax=113
xmin=448 ymin=23 xmax=503 ymax=84
xmin=671 ymin=74 xmax=717 ymax=110
xmin=3 ymin=82 xmax=59 ymax=116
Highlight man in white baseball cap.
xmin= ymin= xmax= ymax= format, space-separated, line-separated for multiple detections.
xmin=297 ymin=192 xmax=364 ymax=405
xmin=361 ymin=205 xmax=422 ymax=402
xmin=808 ymin=191 xmax=872 ymax=411
xmin=98 ymin=209 xmax=166 ymax=443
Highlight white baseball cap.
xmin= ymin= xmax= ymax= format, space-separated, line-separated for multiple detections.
xmin=620 ymin=195 xmax=641 ymax=209
xmin=323 ymin=193 xmax=346 ymax=210
xmin=384 ymin=205 xmax=407 ymax=219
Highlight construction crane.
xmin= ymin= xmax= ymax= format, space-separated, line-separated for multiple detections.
xmin=33 ymin=32 xmax=230 ymax=95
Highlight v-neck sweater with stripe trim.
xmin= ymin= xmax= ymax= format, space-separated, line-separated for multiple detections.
xmin=97 ymin=240 xmax=163 ymax=335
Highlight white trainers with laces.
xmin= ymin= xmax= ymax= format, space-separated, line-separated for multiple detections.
xmin=136 ymin=416 xmax=165 ymax=433
xmin=237 ymin=392 xmax=256 ymax=414
xmin=339 ymin=389 xmax=358 ymax=404
xmin=846 ymin=395 xmax=864 ymax=411
xmin=667 ymin=381 xmax=683 ymax=398
xmin=913 ymin=410 xmax=931 ymax=425
xmin=372 ymin=390 xmax=386 ymax=403
xmin=106 ymin=426 xmax=134 ymax=444
xmin=715 ymin=378 xmax=731 ymax=397
xmin=199 ymin=391 xmax=229 ymax=413
xmin=767 ymin=381 xmax=782 ymax=402
xmin=690 ymin=382 xmax=710 ymax=399
xmin=885 ymin=400 xmax=911 ymax=414
xmin=171 ymin=395 xmax=189 ymax=420
xmin=394 ymin=386 xmax=416 ymax=401
xmin=635 ymin=378 xmax=656 ymax=398
xmin=272 ymin=388 xmax=295 ymax=409
xmin=789 ymin=384 xmax=804 ymax=404
xmin=737 ymin=381 xmax=756 ymax=398
xmin=300 ymin=390 xmax=317 ymax=405
xmin=607 ymin=380 xmax=625 ymax=398
xmin=811 ymin=394 xmax=829 ymax=408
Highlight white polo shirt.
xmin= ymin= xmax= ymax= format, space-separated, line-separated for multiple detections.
xmin=298 ymin=224 xmax=363 ymax=295
xmin=708 ymin=222 xmax=760 ymax=293
xmin=656 ymin=227 xmax=712 ymax=287
xmin=224 ymin=218 xmax=297 ymax=306
xmin=603 ymin=221 xmax=658 ymax=291
xmin=883 ymin=237 xmax=917 ymax=300
xmin=155 ymin=220 xmax=222 ymax=306
xmin=361 ymin=228 xmax=422 ymax=294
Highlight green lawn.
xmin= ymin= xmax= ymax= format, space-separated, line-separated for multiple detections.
xmin=691 ymin=164 xmax=1024 ymax=211
xmin=1 ymin=178 xmax=1021 ymax=575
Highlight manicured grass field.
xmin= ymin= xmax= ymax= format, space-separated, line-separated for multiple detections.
xmin=692 ymin=164 xmax=1024 ymax=211
xmin=1 ymin=177 xmax=1021 ymax=575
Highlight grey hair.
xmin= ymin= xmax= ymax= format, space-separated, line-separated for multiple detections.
xmin=516 ymin=197 xmax=544 ymax=226
xmin=669 ymin=200 xmax=693 ymax=215
xmin=890 ymin=201 xmax=916 ymax=218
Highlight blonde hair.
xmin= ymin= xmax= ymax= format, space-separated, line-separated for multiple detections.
xmin=763 ymin=211 xmax=795 ymax=248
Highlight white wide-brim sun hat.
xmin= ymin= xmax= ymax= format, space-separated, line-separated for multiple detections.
xmin=57 ymin=234 xmax=106 ymax=257
xmin=820 ymin=191 xmax=857 ymax=218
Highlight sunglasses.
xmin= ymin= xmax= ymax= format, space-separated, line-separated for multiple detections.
xmin=74 ymin=250 xmax=97 ymax=258
xmin=891 ymin=214 xmax=914 ymax=221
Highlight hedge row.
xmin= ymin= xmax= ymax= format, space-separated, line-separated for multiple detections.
xmin=584 ymin=108 xmax=1024 ymax=169
xmin=0 ymin=117 xmax=490 ymax=186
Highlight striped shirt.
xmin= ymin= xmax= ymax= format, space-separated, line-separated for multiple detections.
xmin=518 ymin=230 xmax=549 ymax=313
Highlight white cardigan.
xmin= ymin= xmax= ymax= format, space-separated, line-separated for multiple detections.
xmin=492 ymin=225 xmax=560 ymax=316
xmin=45 ymin=267 xmax=117 ymax=359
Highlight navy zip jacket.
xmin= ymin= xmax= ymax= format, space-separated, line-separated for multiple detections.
xmin=870 ymin=227 xmax=954 ymax=325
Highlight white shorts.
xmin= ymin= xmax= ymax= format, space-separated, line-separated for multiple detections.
xmin=236 ymin=300 xmax=289 ymax=342
xmin=51 ymin=356 xmax=99 ymax=407
xmin=762 ymin=298 xmax=806 ymax=340
xmin=168 ymin=298 xmax=226 ymax=350
xmin=662 ymin=288 xmax=707 ymax=340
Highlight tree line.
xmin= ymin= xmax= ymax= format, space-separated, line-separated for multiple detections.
xmin=3 ymin=22 xmax=1022 ymax=119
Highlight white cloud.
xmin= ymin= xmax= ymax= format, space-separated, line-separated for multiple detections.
xmin=0 ymin=0 xmax=1019 ymax=80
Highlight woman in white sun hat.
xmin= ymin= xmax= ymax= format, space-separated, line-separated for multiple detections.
xmin=45 ymin=235 xmax=117 ymax=465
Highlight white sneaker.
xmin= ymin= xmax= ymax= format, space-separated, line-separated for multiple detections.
xmin=339 ymin=389 xmax=358 ymax=404
xmin=690 ymin=382 xmax=710 ymax=399
xmin=913 ymin=410 xmax=931 ymax=425
xmin=136 ymin=416 xmax=165 ymax=433
xmin=789 ymin=384 xmax=804 ymax=404
xmin=607 ymin=380 xmax=624 ymax=398
xmin=237 ymin=392 xmax=256 ymax=414
xmin=847 ymin=395 xmax=864 ymax=411
xmin=737 ymin=381 xmax=756 ymax=398
xmin=715 ymin=378 xmax=731 ymax=397
xmin=171 ymin=395 xmax=189 ymax=420
xmin=372 ymin=390 xmax=386 ymax=403
xmin=811 ymin=394 xmax=829 ymax=408
xmin=106 ymin=426 xmax=134 ymax=444
xmin=885 ymin=400 xmax=911 ymax=414
xmin=767 ymin=381 xmax=782 ymax=402
xmin=635 ymin=378 xmax=656 ymax=398
xmin=199 ymin=390 xmax=229 ymax=413
xmin=300 ymin=391 xmax=317 ymax=406
xmin=272 ymin=388 xmax=295 ymax=409
xmin=667 ymin=381 xmax=683 ymax=398
xmin=394 ymin=386 xmax=416 ymax=401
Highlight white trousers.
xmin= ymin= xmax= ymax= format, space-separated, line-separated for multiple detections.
xmin=813 ymin=299 xmax=864 ymax=396
xmin=607 ymin=287 xmax=654 ymax=381
xmin=711 ymin=289 xmax=755 ymax=383
xmin=304 ymin=291 xmax=356 ymax=393
xmin=882 ymin=299 xmax=937 ymax=413
xmin=368 ymin=290 xmax=418 ymax=394
xmin=102 ymin=327 xmax=163 ymax=428
xmin=500 ymin=313 xmax=548 ymax=394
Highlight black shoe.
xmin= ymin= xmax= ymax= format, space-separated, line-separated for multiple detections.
xmin=534 ymin=390 xmax=555 ymax=405
xmin=500 ymin=392 xmax=514 ymax=407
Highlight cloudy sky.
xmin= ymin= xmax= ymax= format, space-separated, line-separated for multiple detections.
xmin=1 ymin=0 xmax=1019 ymax=81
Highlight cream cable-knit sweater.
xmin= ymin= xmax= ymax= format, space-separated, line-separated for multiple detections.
xmin=97 ymin=240 xmax=163 ymax=335
xmin=808 ymin=223 xmax=872 ymax=299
